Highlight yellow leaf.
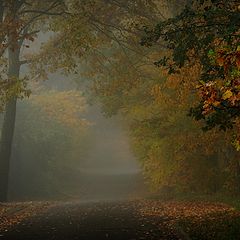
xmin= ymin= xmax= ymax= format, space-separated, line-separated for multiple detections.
xmin=222 ymin=90 xmax=233 ymax=100
xmin=212 ymin=101 xmax=220 ymax=107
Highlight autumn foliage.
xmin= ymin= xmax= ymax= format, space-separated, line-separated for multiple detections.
xmin=35 ymin=0 xmax=240 ymax=194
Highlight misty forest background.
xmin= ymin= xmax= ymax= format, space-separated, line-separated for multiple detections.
xmin=0 ymin=0 xmax=240 ymax=202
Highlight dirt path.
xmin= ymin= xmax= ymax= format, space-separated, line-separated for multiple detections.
xmin=0 ymin=201 xmax=183 ymax=240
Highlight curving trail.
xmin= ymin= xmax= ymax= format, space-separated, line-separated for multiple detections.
xmin=0 ymin=201 xmax=183 ymax=240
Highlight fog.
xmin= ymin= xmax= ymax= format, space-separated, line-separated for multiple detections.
xmin=7 ymin=75 xmax=146 ymax=202
xmin=3 ymin=32 xmax=145 ymax=202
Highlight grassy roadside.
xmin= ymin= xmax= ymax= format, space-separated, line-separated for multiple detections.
xmin=177 ymin=193 xmax=240 ymax=240
xmin=0 ymin=202 xmax=53 ymax=232
xmin=178 ymin=213 xmax=240 ymax=240
xmin=143 ymin=193 xmax=240 ymax=239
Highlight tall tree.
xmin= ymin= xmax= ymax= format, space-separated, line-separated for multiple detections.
xmin=0 ymin=0 xmax=65 ymax=202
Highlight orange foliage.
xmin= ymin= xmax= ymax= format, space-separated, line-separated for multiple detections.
xmin=30 ymin=90 xmax=91 ymax=129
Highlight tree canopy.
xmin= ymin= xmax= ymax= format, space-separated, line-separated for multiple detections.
xmin=1 ymin=0 xmax=240 ymax=199
xmin=141 ymin=0 xmax=240 ymax=147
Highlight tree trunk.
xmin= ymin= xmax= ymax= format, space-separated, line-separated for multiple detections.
xmin=0 ymin=1 xmax=3 ymax=22
xmin=232 ymin=150 xmax=240 ymax=194
xmin=0 ymin=40 xmax=20 ymax=202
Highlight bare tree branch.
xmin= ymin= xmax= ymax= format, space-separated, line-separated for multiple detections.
xmin=20 ymin=9 xmax=68 ymax=16
xmin=19 ymin=59 xmax=31 ymax=65
xmin=19 ymin=0 xmax=66 ymax=32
